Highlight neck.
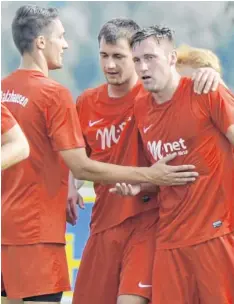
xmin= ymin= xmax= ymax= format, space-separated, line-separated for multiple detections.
xmin=108 ymin=72 xmax=138 ymax=98
xmin=19 ymin=52 xmax=49 ymax=77
xmin=152 ymin=71 xmax=181 ymax=105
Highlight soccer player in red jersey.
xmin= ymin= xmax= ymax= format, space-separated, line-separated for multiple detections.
xmin=71 ymin=19 xmax=223 ymax=304
xmin=1 ymin=103 xmax=30 ymax=170
xmin=114 ymin=25 xmax=234 ymax=303
xmin=1 ymin=7 xmax=200 ymax=304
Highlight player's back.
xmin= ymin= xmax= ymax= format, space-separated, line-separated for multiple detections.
xmin=77 ymin=82 xmax=159 ymax=235
xmin=1 ymin=70 xmax=73 ymax=245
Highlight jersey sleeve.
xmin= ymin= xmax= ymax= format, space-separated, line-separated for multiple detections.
xmin=1 ymin=103 xmax=17 ymax=135
xmin=45 ymin=87 xmax=85 ymax=151
xmin=201 ymin=85 xmax=234 ymax=135
xmin=76 ymin=93 xmax=92 ymax=157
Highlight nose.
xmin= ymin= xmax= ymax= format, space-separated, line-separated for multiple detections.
xmin=106 ymin=58 xmax=116 ymax=69
xmin=63 ymin=38 xmax=69 ymax=50
xmin=139 ymin=60 xmax=148 ymax=73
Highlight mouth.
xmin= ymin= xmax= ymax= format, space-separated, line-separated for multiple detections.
xmin=106 ymin=71 xmax=119 ymax=76
xmin=142 ymin=76 xmax=151 ymax=80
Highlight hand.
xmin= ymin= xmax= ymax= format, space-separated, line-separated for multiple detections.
xmin=192 ymin=67 xmax=220 ymax=94
xmin=109 ymin=183 xmax=141 ymax=196
xmin=148 ymin=153 xmax=199 ymax=186
xmin=66 ymin=182 xmax=85 ymax=226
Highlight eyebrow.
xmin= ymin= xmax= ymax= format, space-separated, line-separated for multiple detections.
xmin=99 ymin=52 xmax=125 ymax=56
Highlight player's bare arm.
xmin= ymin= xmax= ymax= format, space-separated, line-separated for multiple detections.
xmin=60 ymin=149 xmax=199 ymax=186
xmin=1 ymin=124 xmax=30 ymax=170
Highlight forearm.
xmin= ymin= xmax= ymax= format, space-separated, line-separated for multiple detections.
xmin=1 ymin=140 xmax=29 ymax=170
xmin=74 ymin=158 xmax=151 ymax=184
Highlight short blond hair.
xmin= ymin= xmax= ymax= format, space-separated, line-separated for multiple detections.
xmin=176 ymin=44 xmax=222 ymax=74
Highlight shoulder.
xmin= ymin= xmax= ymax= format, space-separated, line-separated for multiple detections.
xmin=134 ymin=90 xmax=151 ymax=110
xmin=37 ymin=79 xmax=74 ymax=108
xmin=76 ymin=84 xmax=106 ymax=110
xmin=193 ymin=84 xmax=233 ymax=108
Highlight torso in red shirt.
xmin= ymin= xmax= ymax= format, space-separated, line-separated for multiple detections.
xmin=135 ymin=77 xmax=234 ymax=249
xmin=77 ymin=82 xmax=159 ymax=235
xmin=1 ymin=70 xmax=85 ymax=245
xmin=1 ymin=103 xmax=17 ymax=134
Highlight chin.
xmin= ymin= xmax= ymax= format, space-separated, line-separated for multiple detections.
xmin=106 ymin=78 xmax=122 ymax=86
xmin=48 ymin=61 xmax=63 ymax=70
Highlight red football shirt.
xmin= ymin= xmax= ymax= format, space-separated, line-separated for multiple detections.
xmin=76 ymin=82 xmax=159 ymax=235
xmin=1 ymin=70 xmax=85 ymax=245
xmin=135 ymin=77 xmax=234 ymax=249
xmin=1 ymin=103 xmax=17 ymax=134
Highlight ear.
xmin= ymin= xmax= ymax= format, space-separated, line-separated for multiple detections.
xmin=35 ymin=35 xmax=46 ymax=50
xmin=170 ymin=49 xmax=177 ymax=66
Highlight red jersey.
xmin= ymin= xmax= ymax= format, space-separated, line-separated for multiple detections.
xmin=1 ymin=70 xmax=85 ymax=245
xmin=76 ymin=82 xmax=159 ymax=235
xmin=1 ymin=103 xmax=17 ymax=134
xmin=135 ymin=77 xmax=234 ymax=249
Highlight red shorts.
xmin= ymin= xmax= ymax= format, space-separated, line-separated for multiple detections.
xmin=72 ymin=209 xmax=159 ymax=304
xmin=1 ymin=243 xmax=70 ymax=299
xmin=152 ymin=232 xmax=234 ymax=304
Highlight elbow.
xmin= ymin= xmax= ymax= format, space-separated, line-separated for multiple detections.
xmin=71 ymin=162 xmax=90 ymax=180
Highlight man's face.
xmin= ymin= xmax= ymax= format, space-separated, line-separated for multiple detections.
xmin=99 ymin=37 xmax=136 ymax=86
xmin=43 ymin=18 xmax=68 ymax=70
xmin=132 ymin=36 xmax=175 ymax=92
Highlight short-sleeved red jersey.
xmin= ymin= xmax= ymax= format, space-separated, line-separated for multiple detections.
xmin=1 ymin=103 xmax=17 ymax=134
xmin=1 ymin=70 xmax=85 ymax=245
xmin=135 ymin=77 xmax=234 ymax=249
xmin=76 ymin=82 xmax=159 ymax=235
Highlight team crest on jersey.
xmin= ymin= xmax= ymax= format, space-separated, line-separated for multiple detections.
xmin=147 ymin=138 xmax=188 ymax=161
xmin=96 ymin=117 xmax=132 ymax=150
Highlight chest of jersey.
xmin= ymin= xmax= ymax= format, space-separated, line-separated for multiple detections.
xmin=138 ymin=95 xmax=213 ymax=164
xmin=85 ymin=114 xmax=134 ymax=152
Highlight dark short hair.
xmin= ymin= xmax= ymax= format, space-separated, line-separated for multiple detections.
xmin=98 ymin=18 xmax=140 ymax=45
xmin=130 ymin=25 xmax=175 ymax=48
xmin=12 ymin=4 xmax=59 ymax=55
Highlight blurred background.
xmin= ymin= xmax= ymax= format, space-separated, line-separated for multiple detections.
xmin=1 ymin=1 xmax=234 ymax=302
xmin=2 ymin=1 xmax=234 ymax=95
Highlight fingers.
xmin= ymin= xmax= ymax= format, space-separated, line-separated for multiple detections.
xmin=169 ymin=164 xmax=196 ymax=172
xmin=109 ymin=188 xmax=118 ymax=194
xmin=202 ymin=76 xmax=215 ymax=94
xmin=192 ymin=70 xmax=203 ymax=93
xmin=115 ymin=183 xmax=128 ymax=196
xmin=109 ymin=183 xmax=124 ymax=195
xmin=193 ymin=68 xmax=220 ymax=94
xmin=171 ymin=176 xmax=197 ymax=182
xmin=109 ymin=183 xmax=135 ymax=196
xmin=66 ymin=199 xmax=76 ymax=226
xmin=195 ymin=71 xmax=209 ymax=94
xmin=77 ymin=193 xmax=85 ymax=209
xmin=70 ymin=200 xmax=78 ymax=220
xmin=165 ymin=171 xmax=199 ymax=186
xmin=158 ymin=152 xmax=177 ymax=164
xmin=202 ymin=71 xmax=220 ymax=94
xmin=128 ymin=184 xmax=135 ymax=196
xmin=210 ymin=73 xmax=220 ymax=92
